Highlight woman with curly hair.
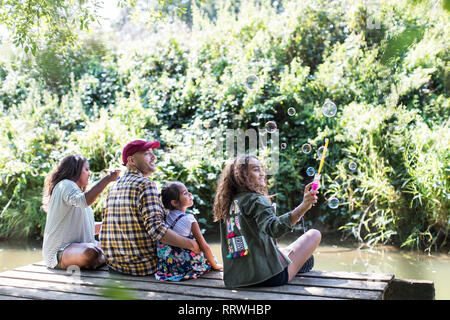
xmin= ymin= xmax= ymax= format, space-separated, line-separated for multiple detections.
xmin=42 ymin=154 xmax=120 ymax=270
xmin=213 ymin=154 xmax=321 ymax=288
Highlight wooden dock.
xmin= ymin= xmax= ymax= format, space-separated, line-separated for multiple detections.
xmin=0 ymin=261 xmax=434 ymax=300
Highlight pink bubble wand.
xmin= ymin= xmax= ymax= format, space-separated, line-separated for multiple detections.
xmin=311 ymin=138 xmax=329 ymax=191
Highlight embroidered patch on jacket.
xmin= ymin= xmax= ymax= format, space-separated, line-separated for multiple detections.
xmin=226 ymin=200 xmax=249 ymax=259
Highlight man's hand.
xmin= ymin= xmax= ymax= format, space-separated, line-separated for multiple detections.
xmin=189 ymin=239 xmax=201 ymax=255
xmin=161 ymin=229 xmax=201 ymax=254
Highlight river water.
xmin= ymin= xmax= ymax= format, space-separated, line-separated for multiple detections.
xmin=0 ymin=235 xmax=448 ymax=300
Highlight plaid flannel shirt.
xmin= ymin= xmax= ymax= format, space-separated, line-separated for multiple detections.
xmin=100 ymin=168 xmax=168 ymax=275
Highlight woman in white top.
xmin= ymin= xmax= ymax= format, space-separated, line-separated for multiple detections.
xmin=42 ymin=154 xmax=120 ymax=270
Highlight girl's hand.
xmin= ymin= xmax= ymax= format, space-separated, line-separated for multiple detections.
xmin=212 ymin=263 xmax=223 ymax=271
xmin=300 ymin=182 xmax=318 ymax=212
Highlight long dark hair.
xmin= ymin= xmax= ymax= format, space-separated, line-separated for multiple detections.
xmin=42 ymin=154 xmax=87 ymax=212
xmin=160 ymin=181 xmax=184 ymax=210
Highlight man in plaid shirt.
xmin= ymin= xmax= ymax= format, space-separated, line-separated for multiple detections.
xmin=100 ymin=140 xmax=200 ymax=276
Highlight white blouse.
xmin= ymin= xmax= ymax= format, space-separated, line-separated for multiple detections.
xmin=165 ymin=210 xmax=197 ymax=237
xmin=42 ymin=179 xmax=95 ymax=268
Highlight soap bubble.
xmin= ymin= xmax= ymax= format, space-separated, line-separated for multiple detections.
xmin=265 ymin=121 xmax=277 ymax=133
xmin=245 ymin=75 xmax=259 ymax=89
xmin=349 ymin=161 xmax=357 ymax=171
xmin=302 ymin=143 xmax=312 ymax=154
xmin=281 ymin=143 xmax=287 ymax=149
xmin=306 ymin=167 xmax=315 ymax=176
xmin=316 ymin=146 xmax=327 ymax=160
xmin=203 ymin=120 xmax=211 ymax=128
xmin=322 ymin=100 xmax=337 ymax=117
xmin=287 ymin=107 xmax=296 ymax=116
xmin=328 ymin=198 xmax=339 ymax=209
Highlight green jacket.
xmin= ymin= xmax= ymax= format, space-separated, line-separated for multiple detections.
xmin=220 ymin=192 xmax=302 ymax=288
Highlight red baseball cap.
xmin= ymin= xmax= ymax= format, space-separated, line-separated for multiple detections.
xmin=122 ymin=140 xmax=160 ymax=166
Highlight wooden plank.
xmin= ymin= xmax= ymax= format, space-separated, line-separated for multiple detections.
xmin=34 ymin=263 xmax=381 ymax=299
xmin=22 ymin=262 xmax=388 ymax=299
xmin=165 ymin=275 xmax=382 ymax=300
xmin=384 ymin=278 xmax=435 ymax=300
xmin=0 ymin=268 xmax=332 ymax=300
xmin=236 ymin=282 xmax=382 ymax=300
xmin=32 ymin=262 xmax=388 ymax=299
xmin=0 ymin=292 xmax=33 ymax=300
xmin=290 ymin=276 xmax=387 ymax=291
xmin=0 ymin=284 xmax=103 ymax=300
xmin=8 ymin=265 xmax=346 ymax=300
xmin=11 ymin=261 xmax=431 ymax=300
xmin=13 ymin=264 xmax=374 ymax=300
xmin=0 ymin=273 xmax=218 ymax=300
xmin=297 ymin=270 xmax=394 ymax=282
xmin=35 ymin=261 xmax=393 ymax=282
xmin=0 ymin=277 xmax=109 ymax=300
xmin=199 ymin=271 xmax=388 ymax=292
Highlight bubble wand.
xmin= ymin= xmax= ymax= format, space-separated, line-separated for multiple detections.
xmin=312 ymin=138 xmax=329 ymax=191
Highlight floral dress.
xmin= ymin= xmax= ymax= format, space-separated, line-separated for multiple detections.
xmin=155 ymin=212 xmax=211 ymax=281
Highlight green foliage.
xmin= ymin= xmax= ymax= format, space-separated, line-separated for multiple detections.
xmin=100 ymin=279 xmax=138 ymax=299
xmin=0 ymin=0 xmax=196 ymax=54
xmin=0 ymin=0 xmax=101 ymax=54
xmin=0 ymin=0 xmax=448 ymax=252
xmin=31 ymin=35 xmax=110 ymax=96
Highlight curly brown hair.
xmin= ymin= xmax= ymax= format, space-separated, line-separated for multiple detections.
xmin=42 ymin=154 xmax=88 ymax=212
xmin=213 ymin=154 xmax=269 ymax=222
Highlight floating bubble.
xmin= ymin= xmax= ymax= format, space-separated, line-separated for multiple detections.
xmin=322 ymin=100 xmax=337 ymax=117
xmin=349 ymin=161 xmax=357 ymax=171
xmin=316 ymin=146 xmax=326 ymax=160
xmin=265 ymin=121 xmax=277 ymax=133
xmin=287 ymin=107 xmax=296 ymax=116
xmin=203 ymin=120 xmax=211 ymax=128
xmin=281 ymin=143 xmax=287 ymax=149
xmin=306 ymin=167 xmax=315 ymax=176
xmin=245 ymin=75 xmax=259 ymax=89
xmin=302 ymin=143 xmax=312 ymax=154
xmin=328 ymin=198 xmax=339 ymax=209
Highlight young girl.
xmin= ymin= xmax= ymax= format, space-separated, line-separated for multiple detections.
xmin=213 ymin=155 xmax=321 ymax=288
xmin=155 ymin=182 xmax=222 ymax=281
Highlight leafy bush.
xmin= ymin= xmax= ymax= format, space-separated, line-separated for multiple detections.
xmin=0 ymin=0 xmax=448 ymax=252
